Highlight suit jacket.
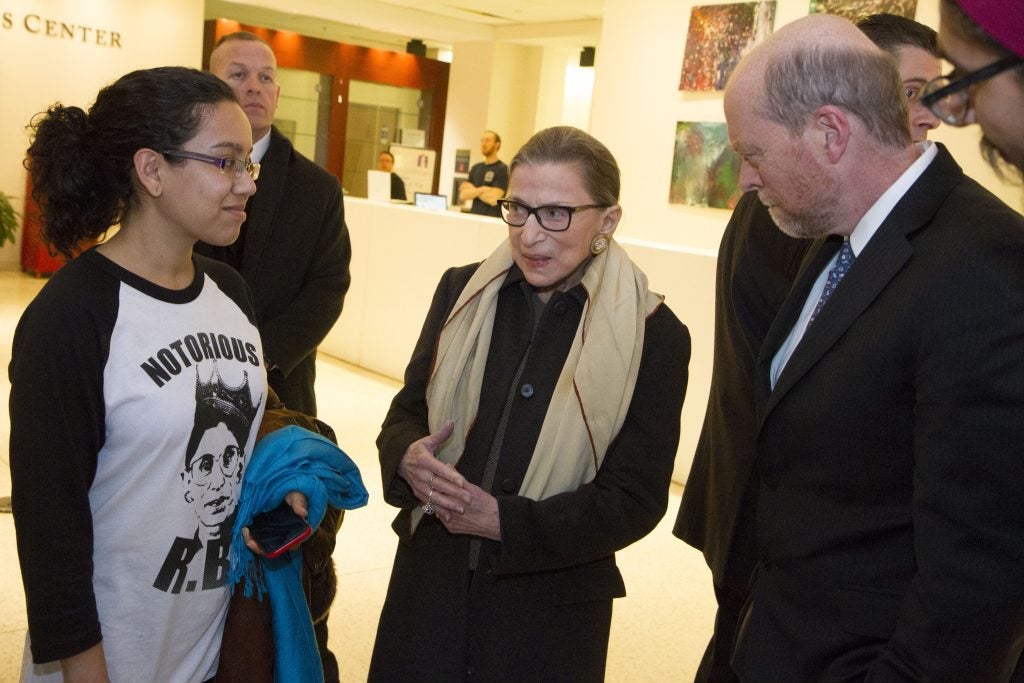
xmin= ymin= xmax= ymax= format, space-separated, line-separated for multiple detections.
xmin=674 ymin=192 xmax=810 ymax=591
xmin=733 ymin=144 xmax=1024 ymax=681
xmin=196 ymin=127 xmax=351 ymax=416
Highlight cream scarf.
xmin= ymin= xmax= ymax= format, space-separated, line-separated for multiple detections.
xmin=414 ymin=239 xmax=662 ymax=530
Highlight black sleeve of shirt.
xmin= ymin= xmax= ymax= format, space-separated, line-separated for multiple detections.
xmin=9 ymin=258 xmax=115 ymax=663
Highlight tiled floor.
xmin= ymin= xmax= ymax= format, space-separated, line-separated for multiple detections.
xmin=0 ymin=269 xmax=716 ymax=681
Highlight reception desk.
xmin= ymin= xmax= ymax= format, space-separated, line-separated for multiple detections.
xmin=322 ymin=197 xmax=717 ymax=482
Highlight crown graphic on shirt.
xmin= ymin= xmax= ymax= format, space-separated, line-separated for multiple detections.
xmin=195 ymin=363 xmax=258 ymax=429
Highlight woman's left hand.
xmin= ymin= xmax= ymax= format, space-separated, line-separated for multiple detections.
xmin=438 ymin=480 xmax=501 ymax=541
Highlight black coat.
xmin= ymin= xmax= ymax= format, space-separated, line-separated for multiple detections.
xmin=370 ymin=262 xmax=690 ymax=682
xmin=674 ymin=191 xmax=810 ymax=591
xmin=733 ymin=145 xmax=1024 ymax=680
xmin=195 ymin=127 xmax=351 ymax=416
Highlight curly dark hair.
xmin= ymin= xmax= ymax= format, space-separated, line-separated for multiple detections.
xmin=26 ymin=66 xmax=238 ymax=258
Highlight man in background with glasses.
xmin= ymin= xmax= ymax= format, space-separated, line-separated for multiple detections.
xmin=925 ymin=0 xmax=1024 ymax=178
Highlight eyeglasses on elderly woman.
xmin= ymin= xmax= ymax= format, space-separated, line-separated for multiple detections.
xmin=920 ymin=55 xmax=1024 ymax=126
xmin=497 ymin=198 xmax=607 ymax=232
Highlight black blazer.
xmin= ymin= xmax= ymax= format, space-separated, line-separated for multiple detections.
xmin=196 ymin=127 xmax=351 ymax=415
xmin=674 ymin=192 xmax=810 ymax=591
xmin=733 ymin=145 xmax=1024 ymax=681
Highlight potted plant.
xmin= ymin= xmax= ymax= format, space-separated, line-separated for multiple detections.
xmin=0 ymin=190 xmax=19 ymax=248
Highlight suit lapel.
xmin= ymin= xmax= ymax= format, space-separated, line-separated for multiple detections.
xmin=764 ymin=232 xmax=911 ymax=419
xmin=757 ymin=144 xmax=962 ymax=427
xmin=241 ymin=128 xmax=290 ymax=278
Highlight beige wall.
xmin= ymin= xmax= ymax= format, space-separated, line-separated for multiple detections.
xmin=0 ymin=0 xmax=205 ymax=268
xmin=592 ymin=0 xmax=1020 ymax=254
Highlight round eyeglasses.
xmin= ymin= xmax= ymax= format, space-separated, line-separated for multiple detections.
xmin=186 ymin=444 xmax=242 ymax=480
xmin=920 ymin=55 xmax=1023 ymax=126
xmin=497 ymin=199 xmax=606 ymax=232
xmin=161 ymin=150 xmax=261 ymax=181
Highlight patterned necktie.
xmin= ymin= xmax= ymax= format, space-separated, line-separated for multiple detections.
xmin=808 ymin=239 xmax=855 ymax=324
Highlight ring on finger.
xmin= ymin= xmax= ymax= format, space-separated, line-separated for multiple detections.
xmin=423 ymin=502 xmax=435 ymax=515
xmin=428 ymin=473 xmax=437 ymax=487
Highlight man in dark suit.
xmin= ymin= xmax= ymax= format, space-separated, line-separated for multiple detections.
xmin=714 ymin=13 xmax=1024 ymax=680
xmin=676 ymin=13 xmax=946 ymax=681
xmin=202 ymin=31 xmax=351 ymax=418
xmin=204 ymin=31 xmax=351 ymax=682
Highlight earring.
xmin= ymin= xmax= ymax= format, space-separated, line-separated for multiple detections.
xmin=590 ymin=234 xmax=609 ymax=255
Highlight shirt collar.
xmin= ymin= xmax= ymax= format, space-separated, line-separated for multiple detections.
xmin=849 ymin=140 xmax=937 ymax=255
xmin=250 ymin=129 xmax=272 ymax=165
xmin=504 ymin=264 xmax=589 ymax=306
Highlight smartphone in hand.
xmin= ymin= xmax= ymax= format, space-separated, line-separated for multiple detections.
xmin=249 ymin=501 xmax=313 ymax=559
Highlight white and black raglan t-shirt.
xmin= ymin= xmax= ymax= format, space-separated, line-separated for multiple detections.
xmin=10 ymin=249 xmax=267 ymax=683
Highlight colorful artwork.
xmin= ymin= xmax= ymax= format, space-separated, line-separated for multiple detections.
xmin=809 ymin=0 xmax=918 ymax=20
xmin=679 ymin=1 xmax=776 ymax=91
xmin=668 ymin=122 xmax=742 ymax=210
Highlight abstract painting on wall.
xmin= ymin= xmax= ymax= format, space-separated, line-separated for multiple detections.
xmin=669 ymin=122 xmax=741 ymax=210
xmin=809 ymin=0 xmax=918 ymax=20
xmin=679 ymin=1 xmax=776 ymax=91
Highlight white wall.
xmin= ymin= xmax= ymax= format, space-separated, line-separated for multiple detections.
xmin=0 ymin=0 xmax=205 ymax=269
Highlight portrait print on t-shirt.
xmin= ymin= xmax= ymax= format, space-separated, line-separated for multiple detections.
xmin=153 ymin=361 xmax=260 ymax=594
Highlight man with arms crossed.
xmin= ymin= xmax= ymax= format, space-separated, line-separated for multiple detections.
xmin=459 ymin=129 xmax=509 ymax=217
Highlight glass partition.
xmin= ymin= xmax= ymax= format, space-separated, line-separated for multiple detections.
xmin=343 ymin=80 xmax=433 ymax=197
xmin=274 ymin=67 xmax=332 ymax=169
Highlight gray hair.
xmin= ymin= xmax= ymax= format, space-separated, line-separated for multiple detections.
xmin=510 ymin=126 xmax=620 ymax=207
xmin=758 ymin=45 xmax=911 ymax=150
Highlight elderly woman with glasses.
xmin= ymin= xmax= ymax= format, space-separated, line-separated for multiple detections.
xmin=369 ymin=126 xmax=690 ymax=681
xmin=924 ymin=0 xmax=1024 ymax=175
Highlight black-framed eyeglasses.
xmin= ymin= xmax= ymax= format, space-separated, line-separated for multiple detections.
xmin=920 ymin=55 xmax=1023 ymax=126
xmin=161 ymin=150 xmax=260 ymax=181
xmin=497 ymin=199 xmax=606 ymax=232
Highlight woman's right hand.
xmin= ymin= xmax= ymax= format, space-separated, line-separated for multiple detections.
xmin=397 ymin=420 xmax=470 ymax=517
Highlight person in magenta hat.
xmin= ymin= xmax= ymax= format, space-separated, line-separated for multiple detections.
xmin=924 ymin=0 xmax=1024 ymax=175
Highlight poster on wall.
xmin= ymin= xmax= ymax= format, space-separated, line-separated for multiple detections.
xmin=668 ymin=122 xmax=742 ymax=210
xmin=679 ymin=1 xmax=776 ymax=91
xmin=809 ymin=0 xmax=918 ymax=20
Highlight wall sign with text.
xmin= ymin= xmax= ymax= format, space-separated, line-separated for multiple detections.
xmin=1 ymin=11 xmax=122 ymax=47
